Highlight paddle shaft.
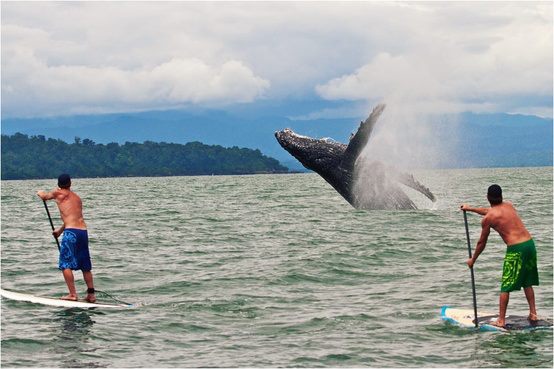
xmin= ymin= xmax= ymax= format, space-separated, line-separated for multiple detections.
xmin=42 ymin=200 xmax=61 ymax=251
xmin=463 ymin=210 xmax=479 ymax=328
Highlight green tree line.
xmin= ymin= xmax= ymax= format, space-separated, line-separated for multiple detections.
xmin=1 ymin=133 xmax=289 ymax=180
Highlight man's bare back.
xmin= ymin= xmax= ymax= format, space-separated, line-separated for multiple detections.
xmin=54 ymin=189 xmax=87 ymax=230
xmin=37 ymin=188 xmax=87 ymax=231
xmin=483 ymin=202 xmax=531 ymax=246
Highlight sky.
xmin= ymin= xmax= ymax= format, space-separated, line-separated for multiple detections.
xmin=1 ymin=1 xmax=553 ymax=119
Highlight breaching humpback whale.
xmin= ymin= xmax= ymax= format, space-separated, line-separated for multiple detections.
xmin=275 ymin=104 xmax=436 ymax=210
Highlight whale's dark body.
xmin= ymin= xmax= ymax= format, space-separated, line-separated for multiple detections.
xmin=275 ymin=104 xmax=436 ymax=210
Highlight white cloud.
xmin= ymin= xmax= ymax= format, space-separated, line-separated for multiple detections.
xmin=316 ymin=2 xmax=553 ymax=117
xmin=1 ymin=39 xmax=270 ymax=115
xmin=1 ymin=4 xmax=271 ymax=116
xmin=1 ymin=2 xmax=552 ymax=117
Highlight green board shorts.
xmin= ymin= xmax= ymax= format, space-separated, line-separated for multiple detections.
xmin=501 ymin=239 xmax=539 ymax=292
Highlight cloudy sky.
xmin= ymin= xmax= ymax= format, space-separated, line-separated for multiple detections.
xmin=1 ymin=1 xmax=552 ymax=118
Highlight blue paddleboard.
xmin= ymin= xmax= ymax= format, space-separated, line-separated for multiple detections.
xmin=441 ymin=306 xmax=553 ymax=332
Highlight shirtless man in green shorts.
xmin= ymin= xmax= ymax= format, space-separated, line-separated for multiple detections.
xmin=461 ymin=184 xmax=539 ymax=328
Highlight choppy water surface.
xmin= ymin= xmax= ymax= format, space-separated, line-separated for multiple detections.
xmin=1 ymin=167 xmax=552 ymax=367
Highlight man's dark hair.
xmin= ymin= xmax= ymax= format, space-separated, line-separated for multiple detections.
xmin=487 ymin=184 xmax=502 ymax=205
xmin=58 ymin=173 xmax=71 ymax=189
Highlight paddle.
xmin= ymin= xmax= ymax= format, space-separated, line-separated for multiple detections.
xmin=463 ymin=210 xmax=479 ymax=328
xmin=42 ymin=200 xmax=61 ymax=251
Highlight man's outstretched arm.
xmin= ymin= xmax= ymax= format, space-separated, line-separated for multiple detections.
xmin=37 ymin=189 xmax=59 ymax=201
xmin=461 ymin=204 xmax=489 ymax=216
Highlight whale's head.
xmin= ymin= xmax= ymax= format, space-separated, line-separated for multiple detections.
xmin=275 ymin=128 xmax=347 ymax=174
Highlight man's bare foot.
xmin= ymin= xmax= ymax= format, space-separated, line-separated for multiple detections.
xmin=60 ymin=294 xmax=78 ymax=301
xmin=528 ymin=313 xmax=539 ymax=322
xmin=85 ymin=294 xmax=96 ymax=303
xmin=490 ymin=319 xmax=505 ymax=328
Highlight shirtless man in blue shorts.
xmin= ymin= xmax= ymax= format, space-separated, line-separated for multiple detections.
xmin=37 ymin=174 xmax=96 ymax=303
xmin=461 ymin=184 xmax=539 ymax=328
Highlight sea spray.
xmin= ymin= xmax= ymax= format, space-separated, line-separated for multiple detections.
xmin=352 ymin=103 xmax=459 ymax=208
xmin=352 ymin=161 xmax=414 ymax=209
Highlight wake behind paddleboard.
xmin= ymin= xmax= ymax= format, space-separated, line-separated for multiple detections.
xmin=0 ymin=288 xmax=133 ymax=309
xmin=441 ymin=306 xmax=553 ymax=332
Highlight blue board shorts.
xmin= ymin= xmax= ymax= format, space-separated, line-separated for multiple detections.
xmin=59 ymin=229 xmax=92 ymax=271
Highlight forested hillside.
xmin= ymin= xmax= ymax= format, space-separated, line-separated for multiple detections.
xmin=1 ymin=133 xmax=289 ymax=180
xmin=3 ymin=107 xmax=552 ymax=170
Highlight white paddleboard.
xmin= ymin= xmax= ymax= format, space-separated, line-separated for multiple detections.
xmin=441 ymin=306 xmax=553 ymax=332
xmin=1 ymin=288 xmax=133 ymax=309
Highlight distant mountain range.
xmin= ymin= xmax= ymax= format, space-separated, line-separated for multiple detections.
xmin=1 ymin=102 xmax=552 ymax=170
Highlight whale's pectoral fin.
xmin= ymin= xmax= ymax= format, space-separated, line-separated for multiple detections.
xmin=393 ymin=170 xmax=436 ymax=202
xmin=339 ymin=104 xmax=386 ymax=172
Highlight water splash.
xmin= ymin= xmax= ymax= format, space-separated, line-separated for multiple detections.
xmin=352 ymin=104 xmax=458 ymax=208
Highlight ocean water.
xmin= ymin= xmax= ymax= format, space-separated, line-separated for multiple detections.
xmin=1 ymin=167 xmax=552 ymax=368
